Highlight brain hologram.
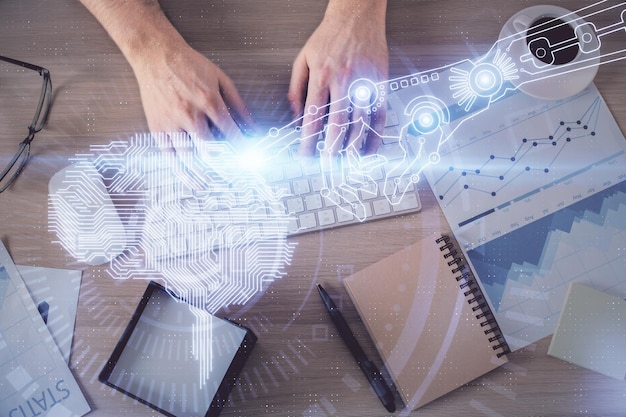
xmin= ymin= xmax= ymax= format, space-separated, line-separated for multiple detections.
xmin=52 ymin=134 xmax=296 ymax=312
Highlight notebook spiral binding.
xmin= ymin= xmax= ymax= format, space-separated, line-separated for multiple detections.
xmin=436 ymin=235 xmax=511 ymax=358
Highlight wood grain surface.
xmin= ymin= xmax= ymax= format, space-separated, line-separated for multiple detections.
xmin=1 ymin=1 xmax=625 ymax=416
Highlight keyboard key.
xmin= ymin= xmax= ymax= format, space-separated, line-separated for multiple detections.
xmin=373 ymin=198 xmax=392 ymax=215
xmin=285 ymin=164 xmax=303 ymax=179
xmin=359 ymin=182 xmax=378 ymax=200
xmin=292 ymin=179 xmax=311 ymax=195
xmin=369 ymin=166 xmax=384 ymax=181
xmin=392 ymin=193 xmax=420 ymax=212
xmin=385 ymin=110 xmax=399 ymax=127
xmin=272 ymin=182 xmax=292 ymax=198
xmin=302 ymin=159 xmax=322 ymax=176
xmin=286 ymin=197 xmax=305 ymax=214
xmin=339 ymin=188 xmax=359 ymax=203
xmin=353 ymin=201 xmax=373 ymax=220
xmin=266 ymin=166 xmax=285 ymax=182
xmin=382 ymin=126 xmax=402 ymax=144
xmin=336 ymin=206 xmax=356 ymax=223
xmin=317 ymin=209 xmax=336 ymax=227
xmin=299 ymin=212 xmax=317 ymax=230
xmin=310 ymin=175 xmax=326 ymax=192
xmin=304 ymin=194 xmax=323 ymax=211
xmin=405 ymin=135 xmax=422 ymax=157
xmin=287 ymin=217 xmax=299 ymax=234
xmin=378 ymin=143 xmax=406 ymax=161
xmin=246 ymin=224 xmax=262 ymax=239
xmin=335 ymin=202 xmax=372 ymax=223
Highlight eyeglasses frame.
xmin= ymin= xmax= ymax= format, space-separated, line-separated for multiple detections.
xmin=0 ymin=54 xmax=52 ymax=192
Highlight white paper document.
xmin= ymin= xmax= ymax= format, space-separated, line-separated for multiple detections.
xmin=0 ymin=241 xmax=90 ymax=417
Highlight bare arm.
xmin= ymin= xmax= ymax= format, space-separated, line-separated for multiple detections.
xmin=289 ymin=0 xmax=389 ymax=156
xmin=79 ymin=0 xmax=253 ymax=147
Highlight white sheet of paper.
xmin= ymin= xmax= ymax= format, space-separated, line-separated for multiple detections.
xmin=17 ymin=265 xmax=82 ymax=365
xmin=0 ymin=241 xmax=90 ymax=417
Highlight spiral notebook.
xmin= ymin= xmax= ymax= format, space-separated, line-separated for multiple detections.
xmin=343 ymin=234 xmax=510 ymax=410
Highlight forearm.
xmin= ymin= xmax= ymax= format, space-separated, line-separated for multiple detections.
xmin=78 ymin=0 xmax=185 ymax=68
xmin=324 ymin=0 xmax=387 ymax=26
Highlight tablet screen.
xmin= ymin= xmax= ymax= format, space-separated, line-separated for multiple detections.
xmin=99 ymin=281 xmax=256 ymax=417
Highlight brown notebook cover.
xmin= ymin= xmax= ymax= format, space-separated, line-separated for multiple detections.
xmin=343 ymin=234 xmax=509 ymax=410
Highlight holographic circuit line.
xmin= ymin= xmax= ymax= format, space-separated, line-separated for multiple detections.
xmin=251 ymin=0 xmax=625 ymax=215
xmin=50 ymin=136 xmax=297 ymax=387
xmin=48 ymin=0 xmax=626 ymax=388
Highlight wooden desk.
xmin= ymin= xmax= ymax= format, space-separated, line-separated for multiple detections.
xmin=1 ymin=0 xmax=625 ymax=415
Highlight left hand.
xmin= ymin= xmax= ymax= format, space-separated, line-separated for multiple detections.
xmin=288 ymin=0 xmax=389 ymax=157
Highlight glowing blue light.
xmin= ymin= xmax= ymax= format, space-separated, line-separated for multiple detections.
xmin=476 ymin=70 xmax=496 ymax=91
xmin=419 ymin=113 xmax=435 ymax=128
xmin=238 ymin=147 xmax=269 ymax=172
xmin=355 ymin=85 xmax=372 ymax=102
xmin=348 ymin=78 xmax=378 ymax=108
xmin=468 ymin=63 xmax=503 ymax=97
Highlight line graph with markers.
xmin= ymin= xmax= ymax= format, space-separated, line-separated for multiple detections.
xmin=423 ymin=84 xmax=626 ymax=350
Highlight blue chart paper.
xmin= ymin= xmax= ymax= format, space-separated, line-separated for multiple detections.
xmin=0 ymin=242 xmax=90 ymax=417
xmin=423 ymin=84 xmax=626 ymax=350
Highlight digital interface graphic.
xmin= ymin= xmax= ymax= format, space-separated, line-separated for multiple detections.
xmin=50 ymin=135 xmax=296 ymax=310
xmin=39 ymin=2 xmax=626 ymax=415
xmin=250 ymin=0 xmax=626 ymax=204
xmin=47 ymin=0 xmax=626 ymax=384
xmin=50 ymin=137 xmax=297 ymax=385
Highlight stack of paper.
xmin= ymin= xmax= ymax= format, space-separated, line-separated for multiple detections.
xmin=0 ymin=241 xmax=90 ymax=417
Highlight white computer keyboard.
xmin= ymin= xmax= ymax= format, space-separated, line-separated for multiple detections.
xmin=141 ymin=110 xmax=422 ymax=253
xmin=255 ymin=142 xmax=421 ymax=236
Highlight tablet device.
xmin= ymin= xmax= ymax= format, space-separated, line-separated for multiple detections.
xmin=99 ymin=281 xmax=257 ymax=417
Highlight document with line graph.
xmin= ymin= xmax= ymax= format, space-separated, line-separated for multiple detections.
xmin=423 ymin=84 xmax=626 ymax=350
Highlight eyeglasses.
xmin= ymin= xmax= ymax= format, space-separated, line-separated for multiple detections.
xmin=0 ymin=55 xmax=52 ymax=193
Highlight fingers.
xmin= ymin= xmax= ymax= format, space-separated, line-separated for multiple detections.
xmin=299 ymin=90 xmax=330 ymax=157
xmin=290 ymin=58 xmax=386 ymax=157
xmin=298 ymin=83 xmax=384 ymax=158
xmin=342 ymin=106 xmax=369 ymax=154
xmin=167 ymin=90 xmax=254 ymax=163
xmin=151 ymin=131 xmax=176 ymax=155
xmin=291 ymin=58 xmax=333 ymax=157
xmin=288 ymin=52 xmax=309 ymax=119
xmin=322 ymin=100 xmax=351 ymax=156
xmin=295 ymin=65 xmax=357 ymax=157
xmin=216 ymin=73 xmax=256 ymax=139
xmin=184 ymin=109 xmax=214 ymax=143
xmin=183 ymin=75 xmax=250 ymax=145
xmin=361 ymin=104 xmax=386 ymax=155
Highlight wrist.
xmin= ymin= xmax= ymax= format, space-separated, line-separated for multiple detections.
xmin=324 ymin=0 xmax=387 ymax=25
xmin=81 ymin=0 xmax=186 ymax=71
xmin=121 ymin=16 xmax=186 ymax=71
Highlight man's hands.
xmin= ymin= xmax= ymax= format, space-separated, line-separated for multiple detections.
xmin=289 ymin=0 xmax=389 ymax=157
xmin=80 ymin=0 xmax=388 ymax=157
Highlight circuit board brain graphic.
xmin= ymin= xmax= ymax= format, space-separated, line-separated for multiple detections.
xmin=51 ymin=134 xmax=295 ymax=312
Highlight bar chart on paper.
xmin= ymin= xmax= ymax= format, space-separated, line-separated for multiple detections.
xmin=423 ymin=84 xmax=626 ymax=350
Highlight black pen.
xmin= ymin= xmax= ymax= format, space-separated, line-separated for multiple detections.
xmin=317 ymin=284 xmax=396 ymax=413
